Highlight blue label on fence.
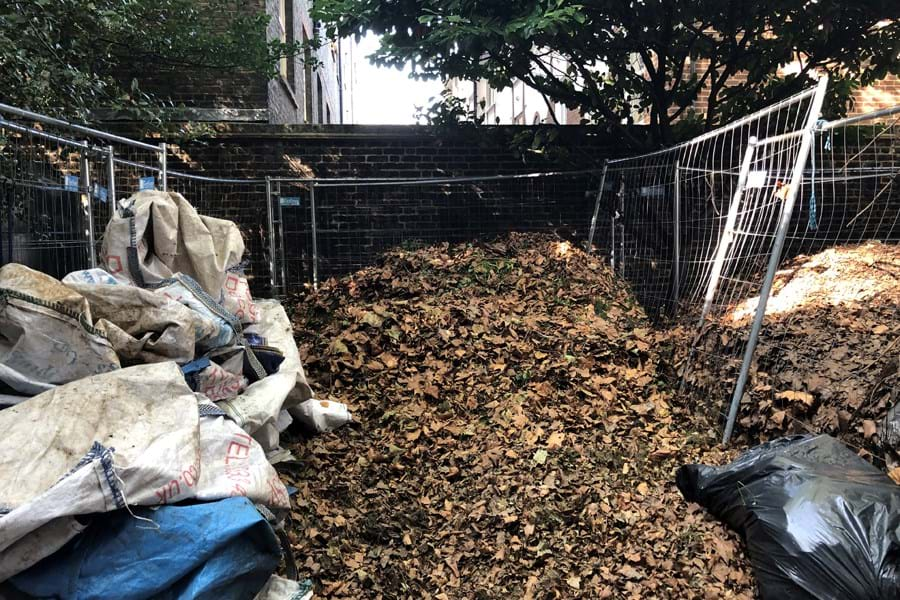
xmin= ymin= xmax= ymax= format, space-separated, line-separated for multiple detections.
xmin=139 ymin=176 xmax=155 ymax=191
xmin=64 ymin=175 xmax=79 ymax=192
xmin=93 ymin=184 xmax=108 ymax=203
xmin=280 ymin=196 xmax=301 ymax=207
xmin=639 ymin=185 xmax=666 ymax=198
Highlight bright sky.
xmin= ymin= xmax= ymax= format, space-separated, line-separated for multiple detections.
xmin=352 ymin=33 xmax=443 ymax=124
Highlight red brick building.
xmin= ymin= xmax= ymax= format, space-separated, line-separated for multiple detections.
xmin=115 ymin=0 xmax=356 ymax=125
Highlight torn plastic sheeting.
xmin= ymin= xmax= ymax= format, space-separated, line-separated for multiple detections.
xmin=0 ymin=393 xmax=28 ymax=408
xmin=676 ymin=435 xmax=900 ymax=600
xmin=0 ymin=264 xmax=120 ymax=395
xmin=182 ymin=357 xmax=248 ymax=401
xmin=880 ymin=404 xmax=900 ymax=453
xmin=62 ymin=268 xmax=120 ymax=286
xmin=218 ymin=300 xmax=313 ymax=452
xmin=254 ymin=575 xmax=314 ymax=600
xmin=9 ymin=496 xmax=282 ymax=600
xmin=0 ymin=362 xmax=290 ymax=581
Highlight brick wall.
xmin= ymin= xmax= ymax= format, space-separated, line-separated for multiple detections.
xmin=667 ymin=59 xmax=899 ymax=122
xmin=851 ymin=75 xmax=900 ymax=115
xmin=163 ymin=124 xmax=620 ymax=292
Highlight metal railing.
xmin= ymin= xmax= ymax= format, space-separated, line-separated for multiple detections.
xmin=0 ymin=106 xmax=601 ymax=298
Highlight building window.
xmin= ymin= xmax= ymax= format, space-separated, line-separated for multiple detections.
xmin=316 ymin=75 xmax=324 ymax=124
xmin=303 ymin=28 xmax=313 ymax=123
xmin=278 ymin=0 xmax=296 ymax=91
xmin=477 ymin=79 xmax=496 ymax=112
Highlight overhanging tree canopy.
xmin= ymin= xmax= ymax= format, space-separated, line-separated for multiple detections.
xmin=315 ymin=0 xmax=899 ymax=146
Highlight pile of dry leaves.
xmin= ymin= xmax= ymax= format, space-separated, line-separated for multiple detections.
xmin=681 ymin=241 xmax=900 ymax=463
xmin=283 ymin=233 xmax=753 ymax=599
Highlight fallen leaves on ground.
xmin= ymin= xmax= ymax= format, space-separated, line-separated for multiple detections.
xmin=281 ymin=233 xmax=753 ymax=599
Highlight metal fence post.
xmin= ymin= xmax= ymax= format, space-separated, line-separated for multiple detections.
xmin=672 ymin=159 xmax=681 ymax=309
xmin=80 ymin=143 xmax=97 ymax=268
xmin=265 ymin=177 xmax=277 ymax=294
xmin=722 ymin=75 xmax=830 ymax=444
xmin=310 ymin=182 xmax=319 ymax=291
xmin=277 ymin=184 xmax=287 ymax=297
xmin=615 ymin=179 xmax=625 ymax=276
xmin=586 ymin=160 xmax=609 ymax=253
xmin=159 ymin=142 xmax=167 ymax=191
xmin=107 ymin=145 xmax=116 ymax=208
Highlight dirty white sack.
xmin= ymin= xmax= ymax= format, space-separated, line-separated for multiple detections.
xmin=101 ymin=190 xmax=260 ymax=323
xmin=0 ymin=362 xmax=290 ymax=580
xmin=101 ymin=190 xmax=243 ymax=297
xmin=0 ymin=264 xmax=119 ymax=395
xmin=0 ymin=362 xmax=199 ymax=579
xmin=217 ymin=300 xmax=313 ymax=451
xmin=153 ymin=274 xmax=238 ymax=349
xmin=294 ymin=399 xmax=353 ymax=433
xmin=222 ymin=270 xmax=261 ymax=324
xmin=68 ymin=283 xmax=222 ymax=365
xmin=193 ymin=402 xmax=290 ymax=510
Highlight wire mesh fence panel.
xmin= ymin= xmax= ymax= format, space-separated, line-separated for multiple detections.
xmin=272 ymin=172 xmax=599 ymax=292
xmin=587 ymin=79 xmax=828 ymax=431
xmin=0 ymin=124 xmax=96 ymax=278
xmin=269 ymin=180 xmax=314 ymax=296
xmin=698 ymin=105 xmax=900 ymax=448
xmin=0 ymin=106 xmax=279 ymax=296
xmin=590 ymin=84 xmax=823 ymax=317
xmin=0 ymin=104 xmax=166 ymax=279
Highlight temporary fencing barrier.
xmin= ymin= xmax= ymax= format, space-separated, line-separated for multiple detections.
xmin=587 ymin=76 xmax=900 ymax=442
xmin=2 ymin=78 xmax=898 ymax=444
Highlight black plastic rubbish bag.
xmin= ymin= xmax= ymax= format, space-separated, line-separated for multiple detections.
xmin=676 ymin=434 xmax=900 ymax=600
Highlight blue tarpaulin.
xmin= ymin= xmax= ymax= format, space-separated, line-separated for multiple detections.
xmin=10 ymin=497 xmax=281 ymax=600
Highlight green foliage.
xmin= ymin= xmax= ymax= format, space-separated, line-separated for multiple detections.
xmin=0 ymin=0 xmax=309 ymax=123
xmin=413 ymin=88 xmax=485 ymax=125
xmin=314 ymin=0 xmax=900 ymax=147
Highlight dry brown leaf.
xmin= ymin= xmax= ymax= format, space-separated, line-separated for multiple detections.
xmin=775 ymin=390 xmax=815 ymax=406
xmin=546 ymin=431 xmax=566 ymax=449
xmin=863 ymin=420 xmax=878 ymax=439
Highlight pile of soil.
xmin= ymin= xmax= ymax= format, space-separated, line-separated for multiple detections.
xmin=281 ymin=233 xmax=752 ymax=599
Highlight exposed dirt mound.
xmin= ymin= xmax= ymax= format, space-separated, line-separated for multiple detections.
xmin=282 ymin=233 xmax=752 ymax=599
xmin=682 ymin=241 xmax=900 ymax=462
